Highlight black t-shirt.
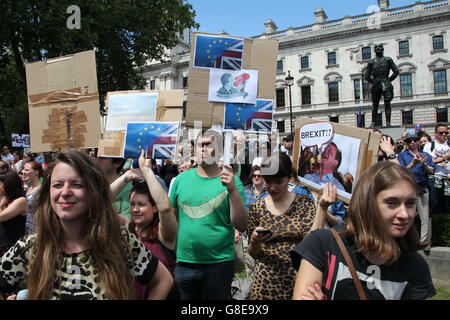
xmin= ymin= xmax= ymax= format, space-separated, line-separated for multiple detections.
xmin=290 ymin=229 xmax=436 ymax=300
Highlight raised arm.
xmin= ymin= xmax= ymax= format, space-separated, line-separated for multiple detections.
xmin=311 ymin=183 xmax=337 ymax=231
xmin=110 ymin=168 xmax=143 ymax=200
xmin=0 ymin=197 xmax=27 ymax=222
xmin=220 ymin=164 xmax=248 ymax=232
xmin=138 ymin=150 xmax=178 ymax=248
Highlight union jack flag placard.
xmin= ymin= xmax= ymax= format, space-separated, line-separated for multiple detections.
xmin=123 ymin=122 xmax=179 ymax=159
xmin=193 ymin=34 xmax=244 ymax=70
xmin=224 ymin=99 xmax=273 ymax=132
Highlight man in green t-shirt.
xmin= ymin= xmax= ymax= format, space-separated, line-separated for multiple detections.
xmin=170 ymin=131 xmax=248 ymax=300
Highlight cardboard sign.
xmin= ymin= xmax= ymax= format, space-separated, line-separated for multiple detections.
xmin=25 ymin=50 xmax=101 ymax=153
xmin=98 ymin=89 xmax=184 ymax=158
xmin=293 ymin=117 xmax=380 ymax=203
xmin=186 ymin=32 xmax=278 ymax=128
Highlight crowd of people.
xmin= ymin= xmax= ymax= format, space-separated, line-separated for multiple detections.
xmin=0 ymin=122 xmax=448 ymax=300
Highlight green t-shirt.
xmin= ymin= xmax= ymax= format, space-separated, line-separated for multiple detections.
xmin=114 ymin=183 xmax=133 ymax=219
xmin=169 ymin=168 xmax=246 ymax=264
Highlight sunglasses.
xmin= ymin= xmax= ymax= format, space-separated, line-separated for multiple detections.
xmin=252 ymin=174 xmax=262 ymax=178
xmin=437 ymin=131 xmax=448 ymax=135
xmin=406 ymin=138 xmax=418 ymax=143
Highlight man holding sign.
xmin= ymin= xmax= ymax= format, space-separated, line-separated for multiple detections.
xmin=169 ymin=130 xmax=248 ymax=300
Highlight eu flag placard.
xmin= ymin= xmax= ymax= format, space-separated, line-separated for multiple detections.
xmin=224 ymin=99 xmax=273 ymax=132
xmin=123 ymin=122 xmax=179 ymax=159
xmin=194 ymin=34 xmax=244 ymax=70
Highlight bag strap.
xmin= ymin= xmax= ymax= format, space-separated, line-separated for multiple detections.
xmin=329 ymin=228 xmax=367 ymax=300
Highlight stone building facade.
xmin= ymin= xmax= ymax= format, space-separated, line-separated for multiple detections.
xmin=142 ymin=0 xmax=450 ymax=136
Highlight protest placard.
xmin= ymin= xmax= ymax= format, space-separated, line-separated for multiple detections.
xmin=293 ymin=117 xmax=380 ymax=203
xmin=186 ymin=32 xmax=278 ymax=128
xmin=25 ymin=50 xmax=101 ymax=152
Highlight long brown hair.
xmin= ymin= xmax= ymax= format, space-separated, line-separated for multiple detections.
xmin=344 ymin=161 xmax=425 ymax=265
xmin=27 ymin=151 xmax=135 ymax=299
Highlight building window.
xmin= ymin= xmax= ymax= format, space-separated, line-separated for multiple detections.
xmin=328 ymin=82 xmax=339 ymax=102
xmin=433 ymin=35 xmax=444 ymax=51
xmin=182 ymin=101 xmax=187 ymax=119
xmin=362 ymin=46 xmax=371 ymax=60
xmin=362 ymin=79 xmax=372 ymax=100
xmin=277 ymin=120 xmax=285 ymax=133
xmin=436 ymin=107 xmax=448 ymax=122
xmin=399 ymin=40 xmax=409 ymax=55
xmin=354 ymin=79 xmax=361 ymax=101
xmin=301 ymin=86 xmax=311 ymax=105
xmin=150 ymin=80 xmax=155 ymax=90
xmin=301 ymin=56 xmax=309 ymax=69
xmin=400 ymin=74 xmax=413 ymax=96
xmin=277 ymin=60 xmax=284 ymax=73
xmin=330 ymin=116 xmax=339 ymax=123
xmin=183 ymin=76 xmax=188 ymax=88
xmin=276 ymin=88 xmax=285 ymax=107
xmin=374 ymin=113 xmax=383 ymax=127
xmin=402 ymin=110 xmax=413 ymax=125
xmin=327 ymin=52 xmax=337 ymax=65
xmin=434 ymin=70 xmax=447 ymax=93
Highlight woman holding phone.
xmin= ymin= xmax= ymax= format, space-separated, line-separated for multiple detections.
xmin=247 ymin=152 xmax=333 ymax=300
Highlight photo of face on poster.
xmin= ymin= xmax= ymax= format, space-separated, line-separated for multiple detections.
xmin=297 ymin=133 xmax=360 ymax=201
xmin=208 ymin=68 xmax=258 ymax=104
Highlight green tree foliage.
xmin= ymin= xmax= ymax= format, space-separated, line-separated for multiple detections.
xmin=0 ymin=0 xmax=198 ymax=145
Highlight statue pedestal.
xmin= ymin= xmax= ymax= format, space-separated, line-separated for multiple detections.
xmin=377 ymin=126 xmax=405 ymax=140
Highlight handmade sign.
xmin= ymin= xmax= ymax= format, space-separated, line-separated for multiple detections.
xmin=186 ymin=32 xmax=278 ymax=128
xmin=224 ymin=99 xmax=273 ymax=132
xmin=105 ymin=92 xmax=158 ymax=131
xmin=25 ymin=50 xmax=101 ymax=152
xmin=193 ymin=34 xmax=244 ymax=70
xmin=123 ymin=122 xmax=179 ymax=160
xmin=293 ymin=117 xmax=380 ymax=203
xmin=209 ymin=69 xmax=258 ymax=104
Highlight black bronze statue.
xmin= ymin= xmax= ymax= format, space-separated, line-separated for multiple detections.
xmin=364 ymin=44 xmax=399 ymax=128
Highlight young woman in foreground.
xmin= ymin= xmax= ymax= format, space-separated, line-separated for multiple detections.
xmin=291 ymin=161 xmax=435 ymax=300
xmin=0 ymin=150 xmax=172 ymax=300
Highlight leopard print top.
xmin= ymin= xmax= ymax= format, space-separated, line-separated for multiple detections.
xmin=0 ymin=227 xmax=158 ymax=299
xmin=248 ymin=193 xmax=316 ymax=300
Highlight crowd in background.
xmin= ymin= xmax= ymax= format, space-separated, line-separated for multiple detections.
xmin=0 ymin=122 xmax=448 ymax=300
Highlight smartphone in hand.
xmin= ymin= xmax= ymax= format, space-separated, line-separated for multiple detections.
xmin=256 ymin=228 xmax=273 ymax=237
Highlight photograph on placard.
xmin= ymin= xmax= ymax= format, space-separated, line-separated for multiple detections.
xmin=105 ymin=92 xmax=158 ymax=131
xmin=193 ymin=34 xmax=244 ymax=70
xmin=296 ymin=122 xmax=360 ymax=200
xmin=123 ymin=122 xmax=178 ymax=160
xmin=208 ymin=69 xmax=258 ymax=104
xmin=224 ymin=99 xmax=273 ymax=132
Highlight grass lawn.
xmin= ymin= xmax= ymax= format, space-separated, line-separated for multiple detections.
xmin=429 ymin=287 xmax=450 ymax=300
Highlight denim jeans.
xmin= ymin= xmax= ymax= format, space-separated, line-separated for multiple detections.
xmin=174 ymin=261 xmax=234 ymax=300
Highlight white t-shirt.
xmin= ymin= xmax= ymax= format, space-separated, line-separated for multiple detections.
xmin=423 ymin=140 xmax=450 ymax=176
xmin=1 ymin=153 xmax=14 ymax=165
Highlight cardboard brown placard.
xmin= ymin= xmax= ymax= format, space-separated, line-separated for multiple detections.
xmin=25 ymin=50 xmax=101 ymax=153
xmin=292 ymin=117 xmax=380 ymax=203
xmin=185 ymin=32 xmax=278 ymax=128
xmin=97 ymin=89 xmax=184 ymax=157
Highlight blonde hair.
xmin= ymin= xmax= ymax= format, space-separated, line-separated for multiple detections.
xmin=27 ymin=151 xmax=135 ymax=299
xmin=344 ymin=161 xmax=425 ymax=265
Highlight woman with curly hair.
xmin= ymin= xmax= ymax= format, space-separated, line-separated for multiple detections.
xmin=0 ymin=150 xmax=172 ymax=300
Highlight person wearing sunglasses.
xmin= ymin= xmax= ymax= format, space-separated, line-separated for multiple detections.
xmin=423 ymin=123 xmax=450 ymax=215
xmin=397 ymin=132 xmax=435 ymax=254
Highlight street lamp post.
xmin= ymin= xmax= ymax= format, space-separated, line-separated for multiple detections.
xmin=285 ymin=70 xmax=294 ymax=135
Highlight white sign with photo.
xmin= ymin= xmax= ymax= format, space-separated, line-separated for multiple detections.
xmin=208 ymin=69 xmax=258 ymax=104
